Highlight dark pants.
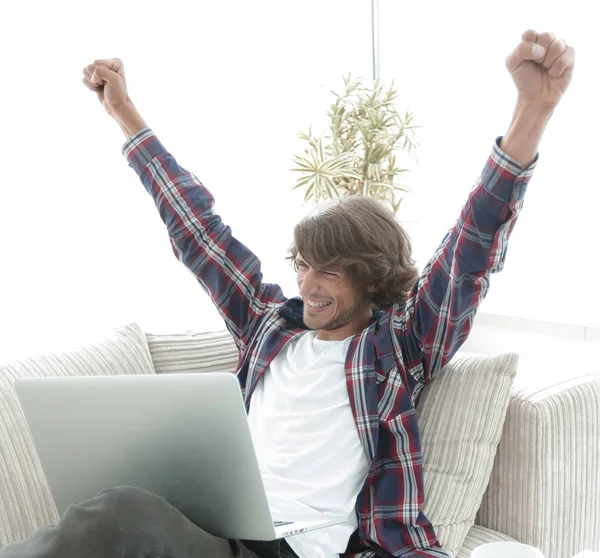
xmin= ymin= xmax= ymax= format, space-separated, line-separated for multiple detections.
xmin=0 ymin=486 xmax=300 ymax=558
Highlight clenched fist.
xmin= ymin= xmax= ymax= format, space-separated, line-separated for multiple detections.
xmin=82 ymin=58 xmax=146 ymax=137
xmin=82 ymin=58 xmax=129 ymax=115
xmin=506 ymin=30 xmax=575 ymax=110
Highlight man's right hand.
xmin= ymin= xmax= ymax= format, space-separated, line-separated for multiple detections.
xmin=82 ymin=58 xmax=147 ymax=138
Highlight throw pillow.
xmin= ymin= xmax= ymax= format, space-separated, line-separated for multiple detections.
xmin=417 ymin=352 xmax=518 ymax=557
xmin=146 ymin=329 xmax=239 ymax=374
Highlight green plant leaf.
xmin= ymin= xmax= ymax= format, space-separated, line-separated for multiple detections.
xmin=291 ymin=175 xmax=314 ymax=190
xmin=291 ymin=74 xmax=419 ymax=213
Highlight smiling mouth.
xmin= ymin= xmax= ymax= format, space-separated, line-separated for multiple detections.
xmin=305 ymin=299 xmax=332 ymax=312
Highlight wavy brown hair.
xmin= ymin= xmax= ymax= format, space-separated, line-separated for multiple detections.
xmin=287 ymin=196 xmax=418 ymax=310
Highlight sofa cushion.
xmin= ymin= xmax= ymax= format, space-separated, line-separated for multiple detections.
xmin=146 ymin=329 xmax=239 ymax=374
xmin=0 ymin=322 xmax=155 ymax=546
xmin=416 ymin=352 xmax=518 ymax=557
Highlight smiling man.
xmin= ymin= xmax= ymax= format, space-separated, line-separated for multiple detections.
xmin=0 ymin=29 xmax=575 ymax=558
xmin=291 ymin=195 xmax=417 ymax=340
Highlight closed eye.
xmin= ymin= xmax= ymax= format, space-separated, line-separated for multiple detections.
xmin=294 ymin=260 xmax=339 ymax=277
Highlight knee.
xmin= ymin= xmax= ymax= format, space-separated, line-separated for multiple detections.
xmin=94 ymin=485 xmax=163 ymax=511
xmin=62 ymin=486 xmax=165 ymax=539
xmin=91 ymin=485 xmax=170 ymax=525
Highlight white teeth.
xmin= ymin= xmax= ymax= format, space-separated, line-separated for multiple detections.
xmin=306 ymin=300 xmax=331 ymax=308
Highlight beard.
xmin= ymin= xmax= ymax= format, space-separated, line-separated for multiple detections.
xmin=317 ymin=303 xmax=365 ymax=331
xmin=304 ymin=288 xmax=372 ymax=332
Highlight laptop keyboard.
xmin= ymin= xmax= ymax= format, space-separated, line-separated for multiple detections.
xmin=273 ymin=520 xmax=294 ymax=527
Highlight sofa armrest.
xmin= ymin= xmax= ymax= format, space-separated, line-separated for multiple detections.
xmin=456 ymin=524 xmax=517 ymax=558
xmin=475 ymin=373 xmax=600 ymax=558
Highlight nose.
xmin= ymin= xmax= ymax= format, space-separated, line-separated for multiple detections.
xmin=298 ymin=268 xmax=321 ymax=298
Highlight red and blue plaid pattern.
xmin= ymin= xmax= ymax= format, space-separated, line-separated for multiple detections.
xmin=123 ymin=129 xmax=536 ymax=558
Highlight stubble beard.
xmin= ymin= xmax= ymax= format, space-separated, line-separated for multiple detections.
xmin=305 ymin=293 xmax=371 ymax=333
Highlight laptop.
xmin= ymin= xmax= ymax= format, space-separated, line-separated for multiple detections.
xmin=15 ymin=373 xmax=347 ymax=540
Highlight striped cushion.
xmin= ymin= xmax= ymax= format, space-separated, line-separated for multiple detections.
xmin=0 ymin=323 xmax=155 ymax=546
xmin=146 ymin=329 xmax=239 ymax=374
xmin=417 ymin=352 xmax=518 ymax=557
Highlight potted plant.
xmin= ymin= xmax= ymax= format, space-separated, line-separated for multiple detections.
xmin=291 ymin=75 xmax=418 ymax=214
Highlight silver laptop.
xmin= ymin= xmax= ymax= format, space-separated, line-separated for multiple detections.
xmin=15 ymin=373 xmax=347 ymax=540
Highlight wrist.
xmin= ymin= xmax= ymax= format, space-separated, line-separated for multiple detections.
xmin=109 ymin=99 xmax=147 ymax=138
xmin=501 ymin=102 xmax=553 ymax=169
xmin=513 ymin=98 xmax=555 ymax=121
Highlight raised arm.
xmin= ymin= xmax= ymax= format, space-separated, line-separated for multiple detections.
xmin=82 ymin=59 xmax=286 ymax=349
xmin=393 ymin=30 xmax=575 ymax=388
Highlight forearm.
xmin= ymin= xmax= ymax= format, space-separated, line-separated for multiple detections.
xmin=121 ymin=129 xmax=286 ymax=348
xmin=397 ymin=137 xmax=535 ymax=384
xmin=500 ymin=101 xmax=553 ymax=169
xmin=110 ymin=100 xmax=148 ymax=139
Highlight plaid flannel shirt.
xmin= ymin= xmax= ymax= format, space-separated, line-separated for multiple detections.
xmin=123 ymin=128 xmax=536 ymax=558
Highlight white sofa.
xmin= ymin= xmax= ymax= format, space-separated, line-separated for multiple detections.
xmin=0 ymin=323 xmax=598 ymax=558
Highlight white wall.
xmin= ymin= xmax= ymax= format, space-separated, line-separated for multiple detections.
xmin=1 ymin=1 xmax=598 ymax=366
xmin=379 ymin=0 xmax=600 ymax=328
xmin=0 ymin=0 xmax=372 ymax=361
xmin=462 ymin=312 xmax=600 ymax=382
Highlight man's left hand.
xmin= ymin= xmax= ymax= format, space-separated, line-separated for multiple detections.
xmin=506 ymin=30 xmax=575 ymax=111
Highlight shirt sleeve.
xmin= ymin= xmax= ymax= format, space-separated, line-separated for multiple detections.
xmin=122 ymin=128 xmax=287 ymax=350
xmin=391 ymin=137 xmax=537 ymax=387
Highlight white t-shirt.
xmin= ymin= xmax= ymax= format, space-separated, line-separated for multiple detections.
xmin=247 ymin=330 xmax=370 ymax=558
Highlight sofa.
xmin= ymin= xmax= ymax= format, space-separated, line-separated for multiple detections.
xmin=0 ymin=322 xmax=598 ymax=557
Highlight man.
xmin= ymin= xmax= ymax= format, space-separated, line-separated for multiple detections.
xmin=0 ymin=30 xmax=574 ymax=558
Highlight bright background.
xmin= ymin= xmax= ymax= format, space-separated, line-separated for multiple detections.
xmin=1 ymin=0 xmax=598 ymax=362
xmin=379 ymin=0 xmax=599 ymax=329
